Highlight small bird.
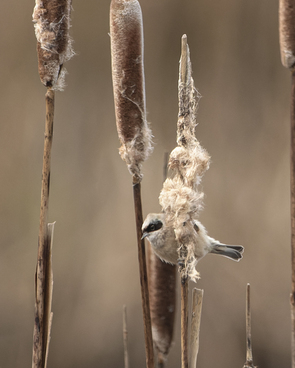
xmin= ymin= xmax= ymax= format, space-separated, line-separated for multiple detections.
xmin=142 ymin=213 xmax=244 ymax=265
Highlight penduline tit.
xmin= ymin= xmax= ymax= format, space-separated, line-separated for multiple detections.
xmin=142 ymin=213 xmax=244 ymax=265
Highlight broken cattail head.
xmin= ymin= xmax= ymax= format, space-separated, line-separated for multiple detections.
xmin=279 ymin=0 xmax=295 ymax=69
xmin=33 ymin=0 xmax=74 ymax=90
xmin=110 ymin=0 xmax=152 ymax=183
xmin=159 ymin=35 xmax=210 ymax=282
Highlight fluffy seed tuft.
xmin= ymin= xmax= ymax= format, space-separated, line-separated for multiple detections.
xmin=159 ymin=35 xmax=210 ymax=282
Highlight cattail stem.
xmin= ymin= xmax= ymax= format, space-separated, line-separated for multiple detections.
xmin=279 ymin=3 xmax=295 ymax=366
xmin=291 ymin=70 xmax=295 ymax=368
xmin=181 ymin=276 xmax=189 ymax=368
xmin=43 ymin=222 xmax=54 ymax=368
xmin=133 ymin=182 xmax=154 ymax=368
xmin=243 ymin=284 xmax=254 ymax=368
xmin=32 ymin=88 xmax=55 ymax=368
xmin=189 ymin=288 xmax=203 ymax=368
xmin=123 ymin=305 xmax=130 ymax=368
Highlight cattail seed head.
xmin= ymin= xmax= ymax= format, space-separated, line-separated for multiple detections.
xmin=279 ymin=0 xmax=295 ymax=69
xmin=33 ymin=0 xmax=74 ymax=89
xmin=159 ymin=35 xmax=210 ymax=282
xmin=148 ymin=251 xmax=176 ymax=361
xmin=110 ymin=0 xmax=152 ymax=183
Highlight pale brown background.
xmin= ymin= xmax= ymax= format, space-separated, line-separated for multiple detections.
xmin=0 ymin=0 xmax=291 ymax=367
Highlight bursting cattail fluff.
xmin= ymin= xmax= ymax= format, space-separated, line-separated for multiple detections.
xmin=110 ymin=0 xmax=152 ymax=183
xmin=159 ymin=36 xmax=210 ymax=282
xmin=33 ymin=0 xmax=74 ymax=89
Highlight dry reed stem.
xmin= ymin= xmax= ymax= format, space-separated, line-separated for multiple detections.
xmin=189 ymin=288 xmax=203 ymax=368
xmin=43 ymin=222 xmax=54 ymax=368
xmin=243 ymin=284 xmax=256 ymax=368
xmin=291 ymin=70 xmax=295 ymax=368
xmin=32 ymin=88 xmax=54 ymax=368
xmin=181 ymin=277 xmax=189 ymax=368
xmin=133 ymin=183 xmax=154 ymax=368
xmin=110 ymin=0 xmax=152 ymax=183
xmin=123 ymin=305 xmax=130 ymax=368
xmin=279 ymin=3 xmax=295 ymax=366
xmin=33 ymin=0 xmax=74 ymax=90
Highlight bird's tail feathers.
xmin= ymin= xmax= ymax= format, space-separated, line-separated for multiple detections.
xmin=210 ymin=244 xmax=244 ymax=261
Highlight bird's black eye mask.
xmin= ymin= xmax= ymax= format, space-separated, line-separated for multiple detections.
xmin=144 ymin=220 xmax=163 ymax=233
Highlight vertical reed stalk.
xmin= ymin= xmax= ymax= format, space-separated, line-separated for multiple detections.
xmin=32 ymin=90 xmax=55 ymax=368
xmin=180 ymin=276 xmax=189 ymax=368
xmin=291 ymin=70 xmax=295 ymax=368
xmin=32 ymin=1 xmax=73 ymax=367
xmin=189 ymin=288 xmax=203 ymax=368
xmin=279 ymin=2 xmax=295 ymax=366
xmin=43 ymin=222 xmax=54 ymax=368
xmin=133 ymin=182 xmax=154 ymax=368
xmin=110 ymin=1 xmax=153 ymax=367
xmin=123 ymin=305 xmax=130 ymax=368
xmin=33 ymin=222 xmax=54 ymax=368
xmin=243 ymin=284 xmax=255 ymax=368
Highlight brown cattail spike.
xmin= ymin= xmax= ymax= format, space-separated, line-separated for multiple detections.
xmin=110 ymin=0 xmax=152 ymax=183
xmin=147 ymin=154 xmax=176 ymax=367
xmin=148 ymin=253 xmax=176 ymax=364
xmin=279 ymin=0 xmax=295 ymax=69
xmin=33 ymin=0 xmax=74 ymax=89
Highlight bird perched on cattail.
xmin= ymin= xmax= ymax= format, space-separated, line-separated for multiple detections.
xmin=142 ymin=213 xmax=244 ymax=265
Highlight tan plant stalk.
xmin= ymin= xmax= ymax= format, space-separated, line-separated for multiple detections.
xmin=43 ymin=223 xmax=55 ymax=368
xmin=32 ymin=89 xmax=55 ymax=368
xmin=189 ymin=288 xmax=203 ymax=368
xmin=123 ymin=305 xmax=130 ymax=368
xmin=181 ymin=277 xmax=189 ymax=368
xmin=279 ymin=2 xmax=295 ymax=366
xmin=159 ymin=34 xmax=210 ymax=368
xmin=243 ymin=284 xmax=256 ymax=368
xmin=110 ymin=1 xmax=154 ymax=367
xmin=32 ymin=2 xmax=73 ymax=367
xmin=147 ymin=154 xmax=176 ymax=368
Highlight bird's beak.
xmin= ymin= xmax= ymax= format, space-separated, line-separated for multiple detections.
xmin=141 ymin=232 xmax=149 ymax=240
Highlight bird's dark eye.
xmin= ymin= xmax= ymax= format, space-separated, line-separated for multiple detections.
xmin=194 ymin=223 xmax=199 ymax=232
xmin=146 ymin=220 xmax=163 ymax=233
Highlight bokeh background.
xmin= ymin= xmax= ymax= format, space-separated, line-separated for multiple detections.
xmin=0 ymin=0 xmax=291 ymax=367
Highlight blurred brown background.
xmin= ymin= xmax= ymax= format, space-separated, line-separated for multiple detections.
xmin=0 ymin=0 xmax=291 ymax=367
